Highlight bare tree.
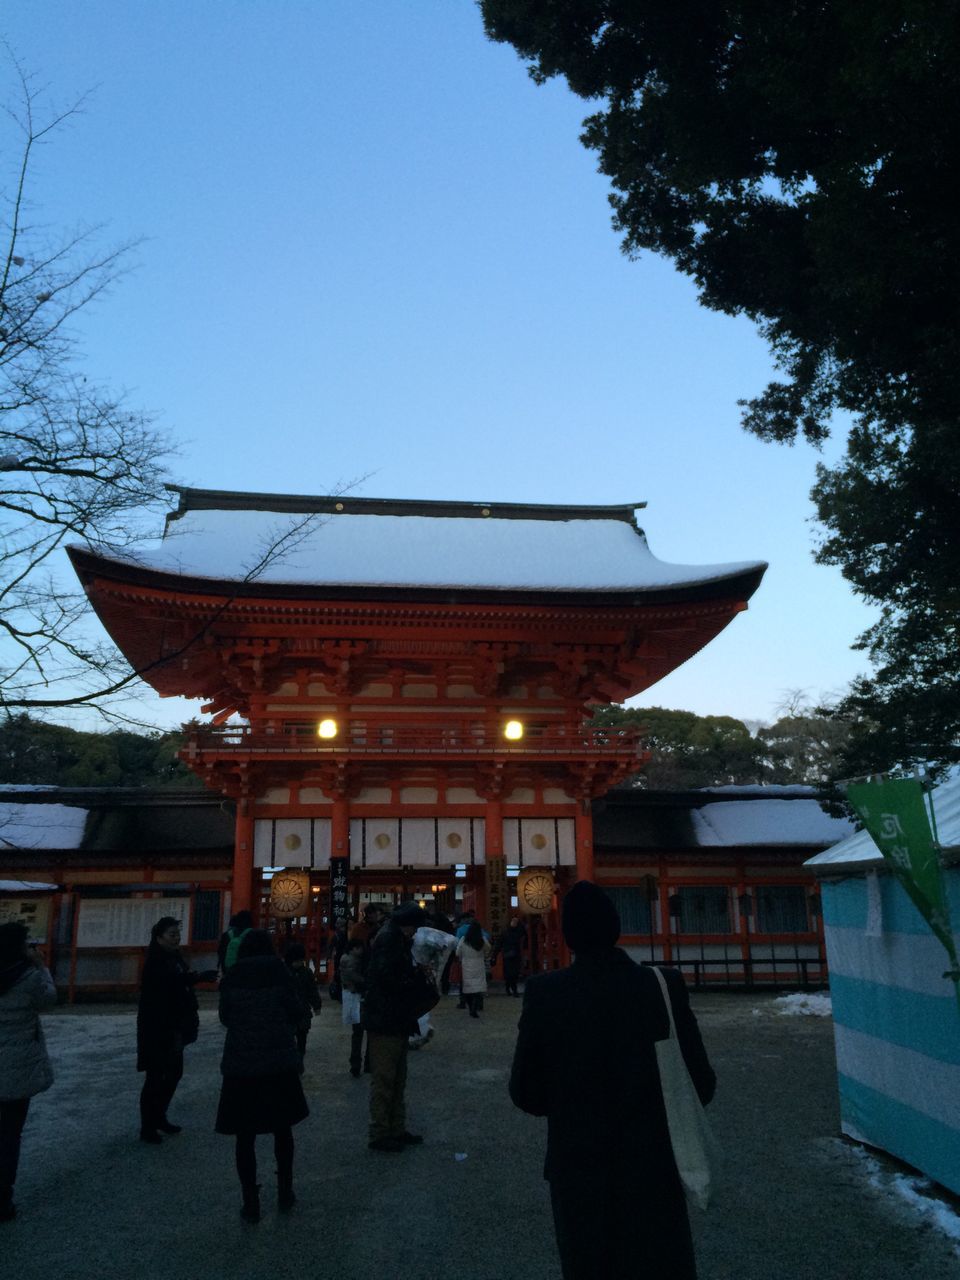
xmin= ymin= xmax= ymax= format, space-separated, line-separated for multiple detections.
xmin=0 ymin=57 xmax=173 ymax=718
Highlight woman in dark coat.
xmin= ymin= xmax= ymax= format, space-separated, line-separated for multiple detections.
xmin=136 ymin=916 xmax=214 ymax=1144
xmin=509 ymin=881 xmax=716 ymax=1280
xmin=216 ymin=930 xmax=309 ymax=1222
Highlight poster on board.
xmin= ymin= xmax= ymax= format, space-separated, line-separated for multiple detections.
xmin=76 ymin=897 xmax=191 ymax=948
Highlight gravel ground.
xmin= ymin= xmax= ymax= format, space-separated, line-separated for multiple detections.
xmin=3 ymin=988 xmax=958 ymax=1279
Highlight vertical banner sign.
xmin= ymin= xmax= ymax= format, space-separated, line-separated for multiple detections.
xmin=486 ymin=856 xmax=509 ymax=941
xmin=846 ymin=778 xmax=960 ymax=1008
xmin=329 ymin=857 xmax=350 ymax=926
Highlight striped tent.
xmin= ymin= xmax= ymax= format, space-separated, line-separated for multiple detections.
xmin=806 ymin=774 xmax=960 ymax=1193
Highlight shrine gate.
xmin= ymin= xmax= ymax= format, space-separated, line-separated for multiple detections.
xmin=70 ymin=489 xmax=765 ymax=960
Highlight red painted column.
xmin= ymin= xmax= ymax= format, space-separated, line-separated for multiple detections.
xmin=484 ymin=797 xmax=502 ymax=928
xmin=575 ymin=802 xmax=595 ymax=882
xmin=331 ymin=796 xmax=350 ymax=860
xmin=232 ymin=797 xmax=255 ymax=913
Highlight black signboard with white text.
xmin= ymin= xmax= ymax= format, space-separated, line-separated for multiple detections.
xmin=330 ymin=857 xmax=350 ymax=925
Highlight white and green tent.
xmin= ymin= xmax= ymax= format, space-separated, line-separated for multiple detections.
xmin=806 ymin=773 xmax=960 ymax=1193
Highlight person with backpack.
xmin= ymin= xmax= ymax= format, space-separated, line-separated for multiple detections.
xmin=218 ymin=910 xmax=254 ymax=976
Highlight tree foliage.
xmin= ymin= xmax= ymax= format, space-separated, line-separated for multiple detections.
xmin=1 ymin=60 xmax=172 ymax=715
xmin=594 ymin=698 xmax=851 ymax=788
xmin=0 ymin=713 xmax=198 ymax=788
xmin=481 ymin=2 xmax=960 ymax=772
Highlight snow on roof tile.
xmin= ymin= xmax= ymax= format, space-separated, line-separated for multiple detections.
xmin=82 ymin=493 xmax=766 ymax=594
xmin=694 ymin=798 xmax=855 ymax=847
xmin=0 ymin=802 xmax=89 ymax=851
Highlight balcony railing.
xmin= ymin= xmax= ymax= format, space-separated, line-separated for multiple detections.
xmin=182 ymin=720 xmax=643 ymax=760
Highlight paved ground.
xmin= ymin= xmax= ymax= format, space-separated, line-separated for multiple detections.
xmin=3 ymin=988 xmax=959 ymax=1279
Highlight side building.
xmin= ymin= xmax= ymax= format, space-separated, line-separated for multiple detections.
xmin=1 ymin=783 xmax=851 ymax=996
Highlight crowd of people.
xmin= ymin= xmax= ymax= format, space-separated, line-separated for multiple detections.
xmin=0 ymin=886 xmax=717 ymax=1278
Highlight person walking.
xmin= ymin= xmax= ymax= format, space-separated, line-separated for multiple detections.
xmin=136 ymin=916 xmax=215 ymax=1145
xmin=455 ymin=921 xmax=491 ymax=1018
xmin=490 ymin=915 xmax=526 ymax=996
xmin=339 ymin=937 xmax=368 ymax=1077
xmin=0 ymin=922 xmax=56 ymax=1223
xmin=284 ymin=942 xmax=322 ymax=1070
xmin=509 ymin=880 xmax=716 ymax=1280
xmin=216 ymin=930 xmax=309 ymax=1222
xmin=364 ymin=902 xmax=432 ymax=1152
xmin=217 ymin=910 xmax=253 ymax=976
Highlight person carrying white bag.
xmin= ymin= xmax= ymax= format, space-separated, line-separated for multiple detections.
xmin=508 ymin=880 xmax=717 ymax=1280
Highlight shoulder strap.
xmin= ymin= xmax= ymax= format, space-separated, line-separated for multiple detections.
xmin=651 ymin=965 xmax=678 ymax=1041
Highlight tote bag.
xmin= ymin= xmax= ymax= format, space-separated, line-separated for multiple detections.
xmin=651 ymin=965 xmax=721 ymax=1211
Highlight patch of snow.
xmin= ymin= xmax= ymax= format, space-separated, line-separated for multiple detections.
xmin=77 ymin=509 xmax=766 ymax=593
xmin=773 ymin=991 xmax=833 ymax=1017
xmin=0 ymin=880 xmax=58 ymax=892
xmin=850 ymin=1146 xmax=960 ymax=1254
xmin=0 ymin=802 xmax=88 ymax=850
xmin=694 ymin=799 xmax=854 ymax=847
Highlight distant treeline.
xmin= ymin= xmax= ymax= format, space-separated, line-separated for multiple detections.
xmin=0 ymin=715 xmax=201 ymax=789
xmin=0 ymin=702 xmax=847 ymax=791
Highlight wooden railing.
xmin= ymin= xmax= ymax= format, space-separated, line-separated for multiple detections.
xmin=183 ymin=720 xmax=643 ymax=759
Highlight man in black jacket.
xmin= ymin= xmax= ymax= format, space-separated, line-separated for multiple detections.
xmin=363 ymin=902 xmax=428 ymax=1152
xmin=509 ymin=881 xmax=716 ymax=1280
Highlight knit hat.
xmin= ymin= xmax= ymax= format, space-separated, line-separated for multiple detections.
xmin=392 ymin=902 xmax=427 ymax=927
xmin=561 ymin=881 xmax=621 ymax=951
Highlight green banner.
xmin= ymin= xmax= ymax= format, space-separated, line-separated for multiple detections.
xmin=846 ymin=778 xmax=959 ymax=982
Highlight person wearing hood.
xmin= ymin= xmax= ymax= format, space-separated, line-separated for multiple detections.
xmin=363 ymin=901 xmax=431 ymax=1152
xmin=216 ymin=929 xmax=309 ymax=1222
xmin=0 ymin=922 xmax=57 ymax=1223
xmin=136 ymin=916 xmax=216 ymax=1145
xmin=509 ymin=881 xmax=716 ymax=1280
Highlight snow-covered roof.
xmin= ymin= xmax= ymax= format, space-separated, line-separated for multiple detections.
xmin=806 ymin=772 xmax=960 ymax=872
xmin=0 ymin=802 xmax=89 ymax=851
xmin=73 ymin=489 xmax=767 ymax=595
xmin=693 ymin=798 xmax=855 ymax=847
xmin=0 ymin=879 xmax=58 ymax=892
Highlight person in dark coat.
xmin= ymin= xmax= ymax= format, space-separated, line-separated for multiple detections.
xmin=490 ymin=915 xmax=527 ymax=996
xmin=0 ymin=922 xmax=57 ymax=1223
xmin=283 ymin=941 xmax=322 ymax=1068
xmin=136 ymin=916 xmax=215 ymax=1145
xmin=363 ymin=902 xmax=428 ymax=1152
xmin=216 ymin=929 xmax=309 ymax=1222
xmin=509 ymin=881 xmax=716 ymax=1280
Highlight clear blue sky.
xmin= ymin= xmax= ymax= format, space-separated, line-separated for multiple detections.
xmin=2 ymin=2 xmax=875 ymax=729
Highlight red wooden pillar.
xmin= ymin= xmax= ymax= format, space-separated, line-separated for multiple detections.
xmin=575 ymin=802 xmax=595 ymax=882
xmin=484 ymin=798 xmax=503 ymax=927
xmin=331 ymin=796 xmax=350 ymax=861
xmin=232 ymin=797 xmax=255 ymax=913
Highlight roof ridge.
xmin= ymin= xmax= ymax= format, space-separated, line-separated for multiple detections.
xmin=164 ymin=485 xmax=647 ymax=525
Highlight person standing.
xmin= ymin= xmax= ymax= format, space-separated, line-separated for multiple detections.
xmin=217 ymin=910 xmax=253 ymax=976
xmin=0 ymin=922 xmax=56 ymax=1223
xmin=455 ymin=921 xmax=491 ymax=1018
xmin=363 ymin=902 xmax=429 ymax=1152
xmin=509 ymin=881 xmax=716 ymax=1280
xmin=136 ymin=916 xmax=215 ymax=1145
xmin=490 ymin=915 xmax=527 ymax=996
xmin=339 ymin=937 xmax=368 ymax=1077
xmin=284 ymin=943 xmax=322 ymax=1070
xmin=216 ymin=930 xmax=309 ymax=1222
